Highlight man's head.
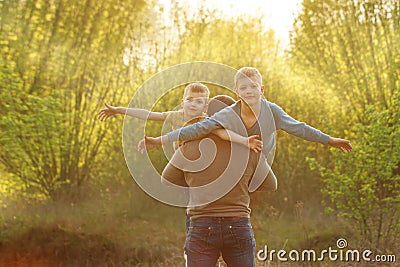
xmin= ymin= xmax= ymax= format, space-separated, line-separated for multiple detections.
xmin=181 ymin=83 xmax=210 ymax=119
xmin=234 ymin=67 xmax=264 ymax=106
xmin=206 ymin=95 xmax=236 ymax=117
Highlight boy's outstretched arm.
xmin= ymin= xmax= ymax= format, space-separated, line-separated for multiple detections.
xmin=328 ymin=137 xmax=352 ymax=153
xmin=212 ymin=129 xmax=263 ymax=153
xmin=270 ymin=102 xmax=352 ymax=153
xmin=98 ymin=103 xmax=165 ymax=121
xmin=137 ymin=135 xmax=170 ymax=154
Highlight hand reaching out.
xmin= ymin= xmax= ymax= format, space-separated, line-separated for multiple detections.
xmin=328 ymin=137 xmax=352 ymax=153
xmin=98 ymin=103 xmax=120 ymax=121
xmin=137 ymin=136 xmax=163 ymax=154
xmin=247 ymin=135 xmax=263 ymax=153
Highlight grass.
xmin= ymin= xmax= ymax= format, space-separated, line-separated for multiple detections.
xmin=0 ymin=187 xmax=397 ymax=267
xmin=0 ymin=186 xmax=186 ymax=266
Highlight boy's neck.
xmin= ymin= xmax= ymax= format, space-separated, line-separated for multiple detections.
xmin=183 ymin=113 xmax=201 ymax=123
xmin=240 ymin=100 xmax=261 ymax=118
xmin=183 ymin=113 xmax=190 ymax=122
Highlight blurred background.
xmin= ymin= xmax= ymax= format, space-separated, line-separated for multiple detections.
xmin=0 ymin=0 xmax=399 ymax=266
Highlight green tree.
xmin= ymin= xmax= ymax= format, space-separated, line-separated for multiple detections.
xmin=0 ymin=0 xmax=157 ymax=200
xmin=290 ymin=0 xmax=400 ymax=249
xmin=308 ymin=94 xmax=400 ymax=250
xmin=290 ymin=0 xmax=399 ymax=121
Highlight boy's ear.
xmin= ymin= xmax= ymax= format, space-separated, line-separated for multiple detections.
xmin=260 ymin=85 xmax=265 ymax=94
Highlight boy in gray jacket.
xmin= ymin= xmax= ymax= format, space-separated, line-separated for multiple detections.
xmin=139 ymin=67 xmax=352 ymax=189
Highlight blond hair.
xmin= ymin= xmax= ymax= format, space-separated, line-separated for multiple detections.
xmin=234 ymin=67 xmax=262 ymax=88
xmin=183 ymin=82 xmax=210 ymax=98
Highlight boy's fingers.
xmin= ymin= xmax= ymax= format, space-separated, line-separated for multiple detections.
xmin=346 ymin=144 xmax=353 ymax=152
xmin=137 ymin=140 xmax=144 ymax=150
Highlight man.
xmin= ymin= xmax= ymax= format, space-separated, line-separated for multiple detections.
xmin=162 ymin=95 xmax=276 ymax=267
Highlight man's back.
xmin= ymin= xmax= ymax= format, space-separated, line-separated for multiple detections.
xmin=162 ymin=133 xmax=261 ymax=219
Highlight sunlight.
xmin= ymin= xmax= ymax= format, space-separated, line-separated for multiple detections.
xmin=158 ymin=0 xmax=303 ymax=47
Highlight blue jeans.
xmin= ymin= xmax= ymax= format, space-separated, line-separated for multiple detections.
xmin=185 ymin=217 xmax=255 ymax=267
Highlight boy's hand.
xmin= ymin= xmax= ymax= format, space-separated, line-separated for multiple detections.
xmin=137 ymin=136 xmax=162 ymax=154
xmin=248 ymin=135 xmax=263 ymax=153
xmin=98 ymin=103 xmax=120 ymax=121
xmin=328 ymin=137 xmax=352 ymax=153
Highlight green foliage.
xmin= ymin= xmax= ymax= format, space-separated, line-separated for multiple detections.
xmin=308 ymin=94 xmax=400 ymax=249
xmin=1 ymin=0 xmax=399 ymax=256
xmin=290 ymin=0 xmax=400 ymax=120
xmin=0 ymin=60 xmax=65 ymax=197
xmin=290 ymin=0 xmax=399 ymax=250
xmin=0 ymin=0 xmax=157 ymax=200
xmin=160 ymin=5 xmax=281 ymax=77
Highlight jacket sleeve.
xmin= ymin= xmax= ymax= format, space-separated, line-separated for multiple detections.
xmin=167 ymin=117 xmax=221 ymax=142
xmin=270 ymin=102 xmax=330 ymax=144
xmin=167 ymin=106 xmax=238 ymax=142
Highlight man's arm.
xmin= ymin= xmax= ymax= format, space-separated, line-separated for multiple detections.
xmin=98 ymin=103 xmax=165 ymax=121
xmin=161 ymin=148 xmax=187 ymax=186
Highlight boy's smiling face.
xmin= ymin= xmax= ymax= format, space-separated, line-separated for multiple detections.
xmin=181 ymin=91 xmax=208 ymax=120
xmin=235 ymin=75 xmax=264 ymax=106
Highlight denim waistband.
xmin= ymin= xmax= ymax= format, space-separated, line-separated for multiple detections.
xmin=191 ymin=216 xmax=250 ymax=223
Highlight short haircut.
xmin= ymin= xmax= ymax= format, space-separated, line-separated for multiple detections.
xmin=234 ymin=67 xmax=262 ymax=88
xmin=183 ymin=82 xmax=210 ymax=98
xmin=207 ymin=95 xmax=236 ymax=116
